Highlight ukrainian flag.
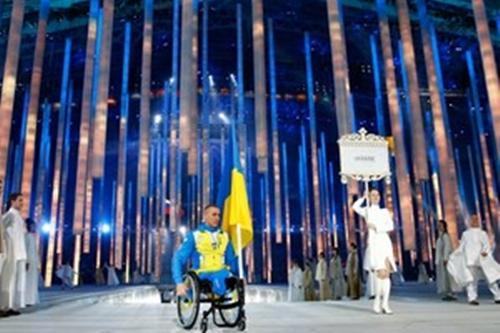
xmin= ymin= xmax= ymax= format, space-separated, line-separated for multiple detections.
xmin=216 ymin=122 xmax=253 ymax=254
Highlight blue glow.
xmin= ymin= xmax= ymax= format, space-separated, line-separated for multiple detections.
xmin=100 ymin=223 xmax=111 ymax=234
xmin=41 ymin=223 xmax=51 ymax=234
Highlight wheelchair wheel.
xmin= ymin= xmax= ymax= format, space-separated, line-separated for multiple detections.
xmin=218 ymin=279 xmax=244 ymax=327
xmin=176 ymin=272 xmax=200 ymax=329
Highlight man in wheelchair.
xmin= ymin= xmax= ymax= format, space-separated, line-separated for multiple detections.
xmin=172 ymin=204 xmax=246 ymax=331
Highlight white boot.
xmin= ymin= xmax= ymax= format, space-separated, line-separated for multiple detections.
xmin=381 ymin=278 xmax=393 ymax=315
xmin=373 ymin=277 xmax=382 ymax=314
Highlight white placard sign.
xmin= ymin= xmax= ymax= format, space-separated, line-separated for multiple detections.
xmin=337 ymin=128 xmax=391 ymax=183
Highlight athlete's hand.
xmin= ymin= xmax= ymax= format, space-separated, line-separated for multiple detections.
xmin=176 ymin=283 xmax=188 ymax=296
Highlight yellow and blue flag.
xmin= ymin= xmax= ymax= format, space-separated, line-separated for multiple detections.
xmin=216 ymin=122 xmax=253 ymax=254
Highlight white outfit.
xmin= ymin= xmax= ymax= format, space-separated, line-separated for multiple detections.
xmin=56 ymin=264 xmax=75 ymax=288
xmin=0 ymin=208 xmax=28 ymax=310
xmin=353 ymin=198 xmax=396 ymax=272
xmin=447 ymin=228 xmax=500 ymax=302
xmin=353 ymin=198 xmax=395 ymax=314
xmin=435 ymin=232 xmax=454 ymax=295
xmin=315 ymin=258 xmax=330 ymax=300
xmin=288 ymin=266 xmax=305 ymax=302
xmin=25 ymin=233 xmax=40 ymax=305
xmin=0 ymin=219 xmax=6 ymax=274
xmin=329 ymin=256 xmax=346 ymax=299
xmin=106 ymin=265 xmax=120 ymax=286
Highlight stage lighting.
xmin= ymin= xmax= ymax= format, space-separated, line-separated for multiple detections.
xmin=100 ymin=223 xmax=111 ymax=234
xmin=153 ymin=114 xmax=162 ymax=125
xmin=218 ymin=112 xmax=230 ymax=125
xmin=41 ymin=223 xmax=52 ymax=234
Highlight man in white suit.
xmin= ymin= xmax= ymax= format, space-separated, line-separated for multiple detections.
xmin=448 ymin=215 xmax=500 ymax=305
xmin=0 ymin=193 xmax=27 ymax=317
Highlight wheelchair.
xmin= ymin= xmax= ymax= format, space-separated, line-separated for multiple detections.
xmin=176 ymin=271 xmax=246 ymax=332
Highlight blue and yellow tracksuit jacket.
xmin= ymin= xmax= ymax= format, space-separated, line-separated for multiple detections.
xmin=172 ymin=223 xmax=238 ymax=295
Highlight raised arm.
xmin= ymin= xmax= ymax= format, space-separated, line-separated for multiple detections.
xmin=352 ymin=197 xmax=367 ymax=218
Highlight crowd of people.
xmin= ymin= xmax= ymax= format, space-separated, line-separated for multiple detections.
xmin=288 ymin=189 xmax=500 ymax=314
xmin=0 ymin=193 xmax=127 ymax=318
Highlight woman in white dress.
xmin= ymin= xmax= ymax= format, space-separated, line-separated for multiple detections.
xmin=435 ymin=220 xmax=456 ymax=301
xmin=288 ymin=260 xmax=305 ymax=302
xmin=353 ymin=189 xmax=396 ymax=314
xmin=24 ymin=219 xmax=39 ymax=306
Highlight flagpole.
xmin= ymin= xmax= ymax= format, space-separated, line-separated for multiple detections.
xmin=237 ymin=224 xmax=244 ymax=279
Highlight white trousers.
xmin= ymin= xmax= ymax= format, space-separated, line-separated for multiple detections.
xmin=0 ymin=259 xmax=26 ymax=310
xmin=466 ymin=266 xmax=500 ymax=302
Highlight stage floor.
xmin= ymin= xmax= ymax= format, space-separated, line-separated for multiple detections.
xmin=0 ymin=283 xmax=499 ymax=333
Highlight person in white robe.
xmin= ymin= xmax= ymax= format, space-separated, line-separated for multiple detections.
xmin=0 ymin=193 xmax=28 ymax=317
xmin=315 ymin=252 xmax=330 ymax=301
xmin=288 ymin=260 xmax=305 ymax=302
xmin=346 ymin=243 xmax=361 ymax=299
xmin=329 ymin=248 xmax=346 ymax=300
xmin=447 ymin=215 xmax=500 ymax=305
xmin=56 ymin=263 xmax=75 ymax=289
xmin=435 ymin=220 xmax=456 ymax=301
xmin=105 ymin=263 xmax=120 ymax=286
xmin=24 ymin=219 xmax=39 ymax=306
xmin=353 ymin=189 xmax=396 ymax=314
xmin=303 ymin=262 xmax=315 ymax=301
xmin=417 ymin=262 xmax=430 ymax=284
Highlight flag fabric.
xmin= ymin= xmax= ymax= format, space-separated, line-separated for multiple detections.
xmin=216 ymin=122 xmax=253 ymax=254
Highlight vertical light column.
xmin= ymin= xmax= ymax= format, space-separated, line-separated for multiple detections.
xmin=169 ymin=0 xmax=180 ymax=232
xmin=326 ymin=0 xmax=353 ymax=135
xmin=137 ymin=0 xmax=153 ymax=272
xmin=376 ymin=0 xmax=415 ymax=251
xmin=33 ymin=102 xmax=51 ymax=229
xmin=281 ymin=143 xmax=291 ymax=272
xmin=57 ymin=83 xmax=74 ymax=267
xmin=264 ymin=174 xmax=272 ymax=283
xmin=179 ymin=0 xmax=198 ymax=153
xmin=0 ymin=0 xmax=25 ymax=200
xmin=472 ymin=0 xmax=500 ymax=176
xmin=114 ymin=22 xmax=131 ymax=269
xmin=236 ymin=3 xmax=247 ymax=174
xmin=466 ymin=51 xmax=500 ymax=248
xmin=320 ymin=133 xmax=332 ymax=252
xmin=304 ymin=32 xmax=323 ymax=254
xmin=252 ymin=0 xmax=268 ymax=172
xmin=298 ymin=146 xmax=307 ymax=260
xmin=21 ymin=0 xmax=49 ymax=217
xmin=45 ymin=39 xmax=72 ymax=287
xmin=396 ymin=0 xmax=428 ymax=180
xmin=370 ymin=34 xmax=403 ymax=263
xmin=397 ymin=0 xmax=430 ymax=258
xmin=300 ymin=127 xmax=313 ymax=258
xmin=201 ymin=0 xmax=210 ymax=208
xmin=417 ymin=0 xmax=460 ymax=245
xmin=328 ymin=162 xmax=339 ymax=248
xmin=91 ymin=0 xmax=114 ymax=179
xmin=74 ymin=0 xmax=99 ymax=256
xmin=267 ymin=19 xmax=282 ymax=244
xmin=326 ymin=0 xmax=357 ymax=246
